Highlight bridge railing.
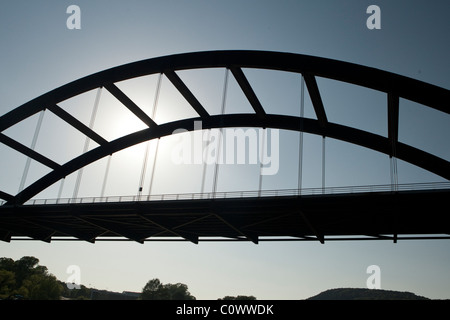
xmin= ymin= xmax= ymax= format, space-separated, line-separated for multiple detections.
xmin=1 ymin=181 xmax=448 ymax=206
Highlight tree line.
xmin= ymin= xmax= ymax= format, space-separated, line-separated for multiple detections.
xmin=0 ymin=256 xmax=63 ymax=300
xmin=0 ymin=256 xmax=256 ymax=300
xmin=306 ymin=288 xmax=430 ymax=300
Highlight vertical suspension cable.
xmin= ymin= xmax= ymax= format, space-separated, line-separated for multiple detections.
xmin=389 ymin=159 xmax=392 ymax=188
xmin=148 ymin=140 xmax=160 ymax=196
xmin=393 ymin=141 xmax=398 ymax=191
xmin=212 ymin=68 xmax=229 ymax=196
xmin=258 ymin=128 xmax=266 ymax=197
xmin=394 ymin=155 xmax=398 ymax=188
xmin=298 ymin=75 xmax=305 ymax=194
xmin=19 ymin=109 xmax=46 ymax=193
xmin=390 ymin=152 xmax=398 ymax=191
xmin=388 ymin=97 xmax=399 ymax=192
xmin=201 ymin=129 xmax=211 ymax=197
xmin=148 ymin=73 xmax=163 ymax=196
xmin=138 ymin=74 xmax=162 ymax=199
xmin=138 ymin=145 xmax=150 ymax=200
xmin=322 ymin=136 xmax=326 ymax=193
xmin=390 ymin=157 xmax=393 ymax=189
xmin=57 ymin=178 xmax=65 ymax=203
xmin=211 ymin=128 xmax=223 ymax=196
xmin=73 ymin=87 xmax=102 ymax=200
xmin=101 ymin=155 xmax=112 ymax=198
xmin=395 ymin=158 xmax=398 ymax=189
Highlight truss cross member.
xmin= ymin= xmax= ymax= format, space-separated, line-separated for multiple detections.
xmin=214 ymin=212 xmax=259 ymax=244
xmin=0 ymin=133 xmax=60 ymax=170
xmin=104 ymin=83 xmax=157 ymax=128
xmin=138 ymin=213 xmax=199 ymax=244
xmin=47 ymin=104 xmax=108 ymax=146
xmin=303 ymin=73 xmax=328 ymax=129
xmin=0 ymin=230 xmax=11 ymax=243
xmin=0 ymin=191 xmax=14 ymax=203
xmin=387 ymin=93 xmax=399 ymax=151
xmin=230 ymin=66 xmax=266 ymax=119
xmin=164 ymin=69 xmax=210 ymax=118
xmin=24 ymin=218 xmax=97 ymax=244
xmin=75 ymin=216 xmax=147 ymax=244
xmin=299 ymin=210 xmax=324 ymax=244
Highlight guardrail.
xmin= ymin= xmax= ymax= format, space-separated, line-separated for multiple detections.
xmin=1 ymin=181 xmax=447 ymax=206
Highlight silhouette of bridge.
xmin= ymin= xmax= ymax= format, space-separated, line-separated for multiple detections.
xmin=0 ymin=51 xmax=449 ymax=243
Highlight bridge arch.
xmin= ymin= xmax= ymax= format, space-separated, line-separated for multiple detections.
xmin=1 ymin=50 xmax=449 ymax=205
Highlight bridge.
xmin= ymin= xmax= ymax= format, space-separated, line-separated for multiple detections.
xmin=0 ymin=50 xmax=449 ymax=243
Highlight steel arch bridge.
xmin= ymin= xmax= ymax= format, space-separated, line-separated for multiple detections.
xmin=0 ymin=50 xmax=449 ymax=244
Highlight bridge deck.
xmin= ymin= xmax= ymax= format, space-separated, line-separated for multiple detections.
xmin=1 ymin=188 xmax=449 ymax=243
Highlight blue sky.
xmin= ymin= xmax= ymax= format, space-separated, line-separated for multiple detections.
xmin=0 ymin=1 xmax=449 ymax=299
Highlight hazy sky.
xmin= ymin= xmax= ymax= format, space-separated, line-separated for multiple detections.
xmin=0 ymin=1 xmax=449 ymax=300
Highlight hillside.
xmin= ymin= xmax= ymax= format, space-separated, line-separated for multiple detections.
xmin=307 ymin=288 xmax=430 ymax=300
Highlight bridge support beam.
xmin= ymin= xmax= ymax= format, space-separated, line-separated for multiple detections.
xmin=104 ymin=83 xmax=157 ymax=128
xmin=47 ymin=104 xmax=108 ymax=146
xmin=0 ymin=230 xmax=11 ymax=242
xmin=0 ymin=191 xmax=14 ymax=203
xmin=388 ymin=93 xmax=400 ymax=189
xmin=1 ymin=189 xmax=450 ymax=242
xmin=230 ymin=66 xmax=266 ymax=119
xmin=75 ymin=216 xmax=148 ymax=244
xmin=24 ymin=218 xmax=98 ymax=243
xmin=0 ymin=217 xmax=54 ymax=242
xmin=0 ymin=133 xmax=60 ymax=170
xmin=303 ymin=73 xmax=328 ymax=129
xmin=3 ymin=225 xmax=53 ymax=243
xmin=164 ymin=69 xmax=210 ymax=118
xmin=298 ymin=210 xmax=325 ymax=244
xmin=213 ymin=213 xmax=259 ymax=244
xmin=137 ymin=214 xmax=199 ymax=244
xmin=387 ymin=93 xmax=399 ymax=151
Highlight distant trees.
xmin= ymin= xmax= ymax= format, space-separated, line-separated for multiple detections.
xmin=59 ymin=283 xmax=92 ymax=300
xmin=307 ymin=288 xmax=430 ymax=300
xmin=141 ymin=278 xmax=196 ymax=300
xmin=0 ymin=269 xmax=15 ymax=297
xmin=0 ymin=256 xmax=63 ymax=300
xmin=218 ymin=295 xmax=257 ymax=300
xmin=2 ymin=256 xmax=258 ymax=301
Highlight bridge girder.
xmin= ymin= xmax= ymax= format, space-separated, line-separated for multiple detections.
xmin=1 ymin=189 xmax=449 ymax=243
